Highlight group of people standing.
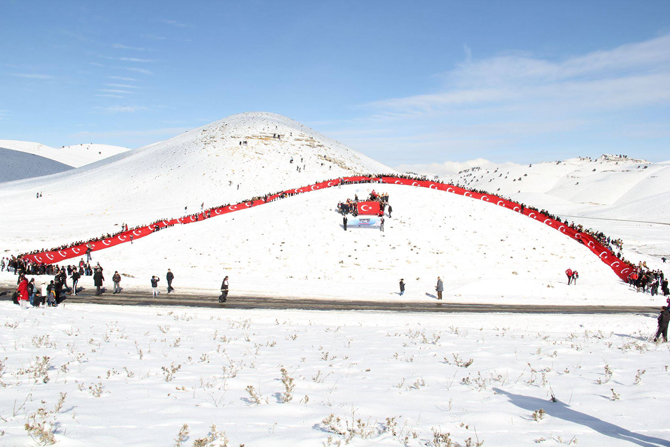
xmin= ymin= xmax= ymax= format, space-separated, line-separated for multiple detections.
xmin=628 ymin=267 xmax=668 ymax=296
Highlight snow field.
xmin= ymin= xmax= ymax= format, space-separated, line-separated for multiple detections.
xmin=0 ymin=303 xmax=668 ymax=446
xmin=4 ymin=183 xmax=653 ymax=306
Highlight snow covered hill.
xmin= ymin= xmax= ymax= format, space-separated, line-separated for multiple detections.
xmin=0 ymin=147 xmax=72 ymax=182
xmin=0 ymin=112 xmax=391 ymax=250
xmin=0 ymin=140 xmax=131 ymax=182
xmin=0 ymin=115 xmax=665 ymax=306
xmin=414 ymin=155 xmax=670 ymax=262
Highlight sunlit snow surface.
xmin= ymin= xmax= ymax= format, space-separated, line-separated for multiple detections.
xmin=1 ymin=114 xmax=669 ymax=446
xmin=1 ymin=303 xmax=668 ymax=446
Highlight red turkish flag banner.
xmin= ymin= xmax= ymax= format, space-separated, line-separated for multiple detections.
xmin=357 ymin=201 xmax=381 ymax=215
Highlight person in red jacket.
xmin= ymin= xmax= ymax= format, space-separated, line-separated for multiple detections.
xmin=566 ymin=268 xmax=573 ymax=285
xmin=17 ymin=275 xmax=30 ymax=309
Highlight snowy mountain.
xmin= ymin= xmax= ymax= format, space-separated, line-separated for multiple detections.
xmin=404 ymin=155 xmax=670 ymax=261
xmin=0 ymin=147 xmax=72 ymax=182
xmin=0 ymin=112 xmax=392 ymax=249
xmin=0 ymin=140 xmax=131 ymax=182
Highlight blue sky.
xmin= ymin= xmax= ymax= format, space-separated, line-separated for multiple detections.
xmin=1 ymin=0 xmax=669 ymax=167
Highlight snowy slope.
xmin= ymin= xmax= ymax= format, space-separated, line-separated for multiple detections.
xmin=0 ymin=140 xmax=130 ymax=169
xmin=47 ymin=183 xmax=641 ymax=306
xmin=0 ymin=115 xmax=665 ymax=305
xmin=423 ymin=155 xmax=670 ymax=263
xmin=0 ymin=112 xmax=392 ymax=248
xmin=0 ymin=147 xmax=72 ymax=182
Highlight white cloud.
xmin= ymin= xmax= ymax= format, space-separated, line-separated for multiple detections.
xmin=101 ymin=56 xmax=156 ymax=63
xmin=98 ymin=89 xmax=134 ymax=94
xmin=11 ymin=73 xmax=55 ymax=80
xmin=108 ymin=76 xmax=137 ymax=82
xmin=95 ymin=106 xmax=148 ymax=113
xmin=117 ymin=67 xmax=153 ymax=75
xmin=158 ymin=19 xmax=189 ymax=28
xmin=365 ymin=34 xmax=670 ymax=115
xmin=104 ymin=83 xmax=140 ymax=89
xmin=141 ymin=34 xmax=167 ymax=41
xmin=112 ymin=44 xmax=149 ymax=51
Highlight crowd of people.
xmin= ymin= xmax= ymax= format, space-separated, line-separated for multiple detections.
xmin=337 ymin=189 xmax=391 ymax=216
xmin=627 ymin=265 xmax=668 ymax=297
xmin=10 ymin=260 xmax=105 ymax=307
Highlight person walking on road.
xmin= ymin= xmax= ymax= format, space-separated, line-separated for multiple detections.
xmin=436 ymin=277 xmax=444 ymax=300
xmin=167 ymin=269 xmax=175 ymax=294
xmin=71 ymin=269 xmax=80 ymax=295
xmin=151 ymin=276 xmax=160 ymax=297
xmin=654 ymin=306 xmax=670 ymax=342
xmin=399 ymin=278 xmax=405 ymax=296
xmin=112 ymin=271 xmax=121 ymax=294
xmin=93 ymin=267 xmax=104 ymax=296
xmin=220 ymin=275 xmax=229 ymax=303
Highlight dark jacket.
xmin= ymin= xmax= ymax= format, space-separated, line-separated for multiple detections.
xmin=167 ymin=272 xmax=174 ymax=282
xmin=399 ymin=280 xmax=405 ymax=292
xmin=150 ymin=277 xmax=160 ymax=287
xmin=93 ymin=270 xmax=104 ymax=286
xmin=658 ymin=309 xmax=670 ymax=328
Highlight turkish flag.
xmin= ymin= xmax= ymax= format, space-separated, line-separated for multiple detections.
xmin=357 ymin=201 xmax=381 ymax=215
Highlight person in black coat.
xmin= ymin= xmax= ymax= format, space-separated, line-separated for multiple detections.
xmin=93 ymin=268 xmax=104 ymax=296
xmin=166 ymin=269 xmax=175 ymax=293
xmin=71 ymin=270 xmax=80 ymax=295
xmin=399 ymin=279 xmax=405 ymax=296
xmin=654 ymin=306 xmax=670 ymax=342
xmin=343 ymin=216 xmax=348 ymax=231
xmin=220 ymin=276 xmax=229 ymax=303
